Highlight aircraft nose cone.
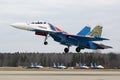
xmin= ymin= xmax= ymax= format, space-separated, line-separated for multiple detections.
xmin=10 ymin=23 xmax=19 ymax=28
xmin=10 ymin=23 xmax=26 ymax=29
xmin=10 ymin=23 xmax=32 ymax=31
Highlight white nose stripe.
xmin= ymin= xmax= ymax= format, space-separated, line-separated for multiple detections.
xmin=10 ymin=23 xmax=18 ymax=27
xmin=10 ymin=23 xmax=33 ymax=31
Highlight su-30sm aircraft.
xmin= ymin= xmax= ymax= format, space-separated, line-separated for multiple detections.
xmin=11 ymin=21 xmax=112 ymax=53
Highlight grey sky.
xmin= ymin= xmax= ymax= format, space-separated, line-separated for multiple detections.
xmin=0 ymin=0 xmax=120 ymax=53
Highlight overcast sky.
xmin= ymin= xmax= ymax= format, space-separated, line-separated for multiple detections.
xmin=0 ymin=0 xmax=120 ymax=53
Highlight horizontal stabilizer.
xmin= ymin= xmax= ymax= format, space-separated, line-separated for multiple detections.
xmin=65 ymin=34 xmax=109 ymax=42
xmin=94 ymin=43 xmax=113 ymax=49
xmin=77 ymin=26 xmax=91 ymax=36
xmin=88 ymin=41 xmax=112 ymax=49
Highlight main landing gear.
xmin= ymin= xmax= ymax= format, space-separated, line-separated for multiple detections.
xmin=76 ymin=47 xmax=81 ymax=53
xmin=44 ymin=41 xmax=48 ymax=45
xmin=64 ymin=47 xmax=81 ymax=53
xmin=64 ymin=46 xmax=70 ymax=53
xmin=64 ymin=47 xmax=69 ymax=53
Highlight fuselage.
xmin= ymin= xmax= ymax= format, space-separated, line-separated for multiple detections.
xmin=11 ymin=21 xmax=77 ymax=46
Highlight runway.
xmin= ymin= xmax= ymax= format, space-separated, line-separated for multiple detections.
xmin=0 ymin=71 xmax=120 ymax=80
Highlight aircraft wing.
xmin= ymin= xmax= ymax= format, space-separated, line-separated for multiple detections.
xmin=65 ymin=34 xmax=109 ymax=41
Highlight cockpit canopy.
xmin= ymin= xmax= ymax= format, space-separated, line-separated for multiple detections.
xmin=31 ymin=21 xmax=47 ymax=24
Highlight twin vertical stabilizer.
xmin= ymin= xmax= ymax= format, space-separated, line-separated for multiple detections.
xmin=88 ymin=25 xmax=103 ymax=37
xmin=77 ymin=25 xmax=103 ymax=37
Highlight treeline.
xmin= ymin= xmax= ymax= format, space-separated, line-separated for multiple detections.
xmin=0 ymin=52 xmax=120 ymax=68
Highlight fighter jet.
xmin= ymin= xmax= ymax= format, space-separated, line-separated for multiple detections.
xmin=11 ymin=21 xmax=112 ymax=53
xmin=27 ymin=63 xmax=44 ymax=69
xmin=53 ymin=63 xmax=66 ymax=69
xmin=79 ymin=63 xmax=89 ymax=69
xmin=91 ymin=63 xmax=104 ymax=69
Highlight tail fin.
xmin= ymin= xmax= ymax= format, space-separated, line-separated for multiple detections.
xmin=91 ymin=63 xmax=93 ymax=67
xmin=93 ymin=63 xmax=97 ymax=67
xmin=57 ymin=63 xmax=60 ymax=67
xmin=80 ymin=63 xmax=83 ymax=67
xmin=77 ymin=26 xmax=91 ymax=36
xmin=53 ymin=63 xmax=56 ymax=67
xmin=88 ymin=25 xmax=103 ymax=37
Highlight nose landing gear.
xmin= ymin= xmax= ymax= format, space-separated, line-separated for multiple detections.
xmin=44 ymin=41 xmax=48 ymax=45
xmin=44 ymin=35 xmax=48 ymax=45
